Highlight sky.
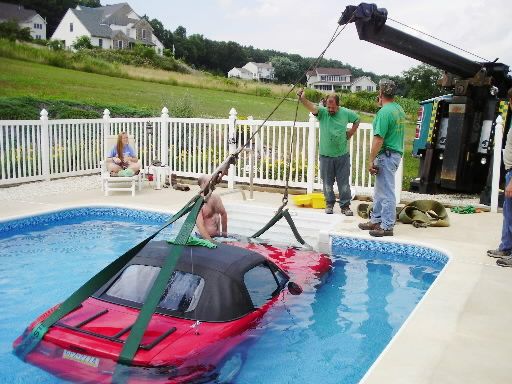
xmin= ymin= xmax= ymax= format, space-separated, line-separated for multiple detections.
xmin=104 ymin=0 xmax=512 ymax=76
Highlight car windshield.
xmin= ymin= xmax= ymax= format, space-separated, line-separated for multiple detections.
xmin=105 ymin=264 xmax=205 ymax=313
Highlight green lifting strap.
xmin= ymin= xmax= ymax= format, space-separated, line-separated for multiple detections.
xmin=282 ymin=209 xmax=307 ymax=246
xmin=116 ymin=195 xmax=204 ymax=367
xmin=14 ymin=194 xmax=202 ymax=361
xmin=251 ymin=208 xmax=308 ymax=247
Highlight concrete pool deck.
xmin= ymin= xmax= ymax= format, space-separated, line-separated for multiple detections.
xmin=0 ymin=178 xmax=510 ymax=384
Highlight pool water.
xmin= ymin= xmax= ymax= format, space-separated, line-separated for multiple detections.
xmin=0 ymin=208 xmax=445 ymax=384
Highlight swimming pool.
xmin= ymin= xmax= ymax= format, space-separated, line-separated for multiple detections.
xmin=0 ymin=207 xmax=447 ymax=384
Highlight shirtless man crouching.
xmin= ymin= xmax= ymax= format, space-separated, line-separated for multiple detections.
xmin=196 ymin=174 xmax=228 ymax=241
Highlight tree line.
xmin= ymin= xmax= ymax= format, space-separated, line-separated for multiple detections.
xmin=3 ymin=0 xmax=443 ymax=101
xmin=149 ymin=19 xmax=442 ymax=100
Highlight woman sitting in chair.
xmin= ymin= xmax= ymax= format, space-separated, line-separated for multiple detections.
xmin=107 ymin=132 xmax=141 ymax=176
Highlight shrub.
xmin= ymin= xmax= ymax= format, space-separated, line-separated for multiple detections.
xmin=169 ymin=94 xmax=196 ymax=118
xmin=47 ymin=40 xmax=64 ymax=51
xmin=0 ymin=21 xmax=31 ymax=42
xmin=255 ymin=87 xmax=272 ymax=97
xmin=341 ymin=92 xmax=379 ymax=114
xmin=133 ymin=43 xmax=156 ymax=59
xmin=223 ymin=77 xmax=239 ymax=87
xmin=72 ymin=36 xmax=93 ymax=50
xmin=79 ymin=47 xmax=189 ymax=73
xmin=304 ymin=88 xmax=323 ymax=103
xmin=32 ymin=38 xmax=47 ymax=46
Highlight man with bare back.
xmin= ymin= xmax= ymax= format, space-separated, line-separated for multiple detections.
xmin=196 ymin=174 xmax=228 ymax=240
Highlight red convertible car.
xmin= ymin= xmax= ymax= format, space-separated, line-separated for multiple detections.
xmin=14 ymin=237 xmax=331 ymax=383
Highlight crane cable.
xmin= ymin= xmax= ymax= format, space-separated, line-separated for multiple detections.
xmin=235 ymin=15 xmax=355 ymax=158
xmin=201 ymin=12 xmax=355 ymax=205
xmin=249 ymin=13 xmax=356 ymax=246
xmin=387 ymin=16 xmax=491 ymax=63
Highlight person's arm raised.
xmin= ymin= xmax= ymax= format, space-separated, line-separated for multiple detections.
xmin=297 ymin=88 xmax=318 ymax=115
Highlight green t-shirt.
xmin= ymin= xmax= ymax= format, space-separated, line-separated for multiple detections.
xmin=373 ymin=102 xmax=406 ymax=155
xmin=316 ymin=106 xmax=360 ymax=157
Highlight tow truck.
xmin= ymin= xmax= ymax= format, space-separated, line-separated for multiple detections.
xmin=340 ymin=3 xmax=512 ymax=203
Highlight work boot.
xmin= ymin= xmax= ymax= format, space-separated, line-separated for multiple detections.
xmin=358 ymin=221 xmax=379 ymax=230
xmin=325 ymin=206 xmax=334 ymax=214
xmin=496 ymin=256 xmax=512 ymax=267
xmin=369 ymin=225 xmax=394 ymax=237
xmin=487 ymin=249 xmax=511 ymax=258
xmin=340 ymin=205 xmax=354 ymax=216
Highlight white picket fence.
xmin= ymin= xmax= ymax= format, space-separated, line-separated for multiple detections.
xmin=0 ymin=107 xmax=404 ymax=197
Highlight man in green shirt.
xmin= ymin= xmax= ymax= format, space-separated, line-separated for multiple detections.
xmin=297 ymin=89 xmax=360 ymax=215
xmin=359 ymin=79 xmax=405 ymax=236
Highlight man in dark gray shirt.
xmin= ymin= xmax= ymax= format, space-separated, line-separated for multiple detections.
xmin=488 ymin=87 xmax=512 ymax=267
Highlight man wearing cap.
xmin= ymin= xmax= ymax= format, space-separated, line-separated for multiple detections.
xmin=359 ymin=79 xmax=405 ymax=236
xmin=297 ymin=90 xmax=360 ymax=215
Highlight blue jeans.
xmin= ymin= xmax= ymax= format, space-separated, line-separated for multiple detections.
xmin=370 ymin=152 xmax=401 ymax=230
xmin=499 ymin=172 xmax=512 ymax=251
xmin=319 ymin=153 xmax=351 ymax=208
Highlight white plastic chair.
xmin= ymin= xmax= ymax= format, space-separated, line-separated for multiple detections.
xmin=101 ymin=135 xmax=142 ymax=196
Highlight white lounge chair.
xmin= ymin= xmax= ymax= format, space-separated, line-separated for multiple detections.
xmin=101 ymin=134 xmax=142 ymax=196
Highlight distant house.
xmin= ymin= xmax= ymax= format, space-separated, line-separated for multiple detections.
xmin=350 ymin=76 xmax=377 ymax=92
xmin=306 ymin=67 xmax=352 ymax=92
xmin=227 ymin=67 xmax=253 ymax=80
xmin=0 ymin=2 xmax=47 ymax=40
xmin=51 ymin=2 xmax=163 ymax=55
xmin=228 ymin=62 xmax=275 ymax=82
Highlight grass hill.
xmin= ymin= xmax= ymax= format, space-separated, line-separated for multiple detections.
xmin=0 ymin=56 xmax=419 ymax=188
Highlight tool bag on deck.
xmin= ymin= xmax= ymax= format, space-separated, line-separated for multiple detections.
xmin=357 ymin=200 xmax=450 ymax=228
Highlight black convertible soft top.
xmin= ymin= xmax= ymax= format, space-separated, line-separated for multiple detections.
xmin=94 ymin=240 xmax=284 ymax=322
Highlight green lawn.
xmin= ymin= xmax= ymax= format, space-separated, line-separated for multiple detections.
xmin=0 ymin=57 xmax=419 ymax=188
xmin=0 ymin=57 xmax=306 ymax=120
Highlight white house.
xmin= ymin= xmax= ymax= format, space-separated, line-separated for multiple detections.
xmin=0 ymin=2 xmax=46 ymax=40
xmin=350 ymin=76 xmax=377 ymax=92
xmin=51 ymin=2 xmax=163 ymax=55
xmin=306 ymin=67 xmax=352 ymax=91
xmin=244 ymin=62 xmax=275 ymax=81
xmin=228 ymin=67 xmax=253 ymax=80
xmin=227 ymin=62 xmax=275 ymax=82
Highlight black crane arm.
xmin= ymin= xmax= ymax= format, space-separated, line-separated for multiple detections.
xmin=339 ymin=3 xmax=482 ymax=78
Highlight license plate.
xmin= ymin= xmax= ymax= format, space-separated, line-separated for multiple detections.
xmin=62 ymin=349 xmax=100 ymax=368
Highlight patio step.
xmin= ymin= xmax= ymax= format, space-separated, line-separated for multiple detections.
xmin=224 ymin=203 xmax=341 ymax=250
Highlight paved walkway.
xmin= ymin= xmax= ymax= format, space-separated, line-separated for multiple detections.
xmin=0 ymin=177 xmax=510 ymax=384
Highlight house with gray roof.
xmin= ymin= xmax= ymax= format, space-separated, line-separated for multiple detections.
xmin=51 ymin=2 xmax=163 ymax=55
xmin=0 ymin=1 xmax=46 ymax=40
xmin=306 ymin=67 xmax=353 ymax=92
